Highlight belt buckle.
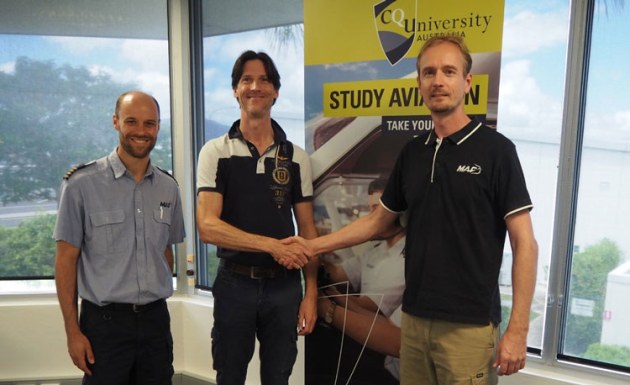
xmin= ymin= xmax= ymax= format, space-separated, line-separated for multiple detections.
xmin=249 ymin=266 xmax=275 ymax=279
xmin=249 ymin=266 xmax=263 ymax=279
xmin=133 ymin=304 xmax=141 ymax=313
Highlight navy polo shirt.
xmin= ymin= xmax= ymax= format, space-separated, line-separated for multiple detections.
xmin=381 ymin=120 xmax=533 ymax=325
xmin=196 ymin=119 xmax=313 ymax=267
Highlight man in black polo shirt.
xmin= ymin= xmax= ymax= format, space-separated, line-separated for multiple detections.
xmin=287 ymin=36 xmax=538 ymax=385
xmin=196 ymin=50 xmax=318 ymax=385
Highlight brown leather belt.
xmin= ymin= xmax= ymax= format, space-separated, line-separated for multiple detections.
xmin=220 ymin=259 xmax=288 ymax=279
xmin=82 ymin=298 xmax=165 ymax=313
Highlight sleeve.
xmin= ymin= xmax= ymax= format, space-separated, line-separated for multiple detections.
xmin=380 ymin=143 xmax=410 ymax=214
xmin=168 ymin=185 xmax=186 ymax=245
xmin=197 ymin=138 xmax=222 ymax=194
xmin=291 ymin=144 xmax=314 ymax=202
xmin=497 ymin=142 xmax=533 ymax=218
xmin=53 ymin=180 xmax=85 ymax=248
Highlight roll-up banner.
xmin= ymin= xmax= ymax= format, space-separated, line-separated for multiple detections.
xmin=305 ymin=1 xmax=505 ymax=384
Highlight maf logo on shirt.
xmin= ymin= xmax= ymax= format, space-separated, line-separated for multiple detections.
xmin=456 ymin=164 xmax=482 ymax=175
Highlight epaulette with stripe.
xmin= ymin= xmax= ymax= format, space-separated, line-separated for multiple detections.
xmin=63 ymin=160 xmax=96 ymax=180
xmin=156 ymin=166 xmax=178 ymax=185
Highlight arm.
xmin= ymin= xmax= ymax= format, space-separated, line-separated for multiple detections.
xmin=55 ymin=240 xmax=94 ymax=375
xmin=196 ymin=190 xmax=308 ymax=269
xmin=495 ymin=210 xmax=538 ymax=376
xmin=321 ymin=259 xmax=350 ymax=286
xmin=290 ymin=204 xmax=400 ymax=257
xmin=318 ymin=296 xmax=401 ymax=357
xmin=294 ymin=201 xmax=319 ymax=335
xmin=165 ymin=245 xmax=174 ymax=273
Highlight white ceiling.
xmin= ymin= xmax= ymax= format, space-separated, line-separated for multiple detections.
xmin=0 ymin=0 xmax=303 ymax=39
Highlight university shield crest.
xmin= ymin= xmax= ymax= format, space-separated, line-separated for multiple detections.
xmin=374 ymin=0 xmax=416 ymax=65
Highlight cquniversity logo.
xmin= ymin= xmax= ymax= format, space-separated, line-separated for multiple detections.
xmin=374 ymin=0 xmax=417 ymax=66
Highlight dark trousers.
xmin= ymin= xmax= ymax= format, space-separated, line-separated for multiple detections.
xmin=80 ymin=299 xmax=173 ymax=385
xmin=211 ymin=267 xmax=302 ymax=385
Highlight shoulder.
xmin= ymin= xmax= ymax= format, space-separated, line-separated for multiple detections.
xmin=200 ymin=133 xmax=243 ymax=158
xmin=63 ymin=160 xmax=98 ymax=181
xmin=477 ymin=124 xmax=515 ymax=147
xmin=286 ymin=141 xmax=308 ymax=160
xmin=155 ymin=166 xmax=179 ymax=186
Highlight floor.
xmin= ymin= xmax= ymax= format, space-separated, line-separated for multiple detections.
xmin=0 ymin=374 xmax=213 ymax=385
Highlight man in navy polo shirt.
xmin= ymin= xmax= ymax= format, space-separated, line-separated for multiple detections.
xmin=287 ymin=36 xmax=538 ymax=385
xmin=196 ymin=50 xmax=318 ymax=385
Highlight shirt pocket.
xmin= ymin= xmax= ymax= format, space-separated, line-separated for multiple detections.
xmin=89 ymin=210 xmax=129 ymax=255
xmin=152 ymin=207 xmax=172 ymax=245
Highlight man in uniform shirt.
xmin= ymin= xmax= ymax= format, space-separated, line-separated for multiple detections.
xmin=54 ymin=91 xmax=185 ymax=384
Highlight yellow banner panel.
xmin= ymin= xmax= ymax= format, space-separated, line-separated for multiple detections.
xmin=305 ymin=0 xmax=504 ymax=65
xmin=323 ymin=75 xmax=488 ymax=117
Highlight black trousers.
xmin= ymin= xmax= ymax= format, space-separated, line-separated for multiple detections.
xmin=80 ymin=299 xmax=173 ymax=385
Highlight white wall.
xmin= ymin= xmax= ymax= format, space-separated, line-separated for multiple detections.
xmin=601 ymin=261 xmax=630 ymax=347
xmin=0 ymin=295 xmax=624 ymax=385
xmin=0 ymin=295 xmax=305 ymax=385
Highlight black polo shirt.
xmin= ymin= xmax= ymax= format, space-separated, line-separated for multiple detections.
xmin=381 ymin=119 xmax=533 ymax=325
xmin=197 ymin=119 xmax=313 ymax=267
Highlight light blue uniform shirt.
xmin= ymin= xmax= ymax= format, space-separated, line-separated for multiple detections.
xmin=54 ymin=150 xmax=185 ymax=306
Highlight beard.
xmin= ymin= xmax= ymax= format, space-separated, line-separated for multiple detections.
xmin=119 ymin=132 xmax=156 ymax=159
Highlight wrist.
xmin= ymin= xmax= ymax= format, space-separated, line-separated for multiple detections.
xmin=324 ymin=300 xmax=336 ymax=324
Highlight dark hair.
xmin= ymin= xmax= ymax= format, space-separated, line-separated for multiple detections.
xmin=115 ymin=91 xmax=160 ymax=119
xmin=368 ymin=177 xmax=389 ymax=195
xmin=231 ymin=50 xmax=281 ymax=91
xmin=416 ymin=35 xmax=473 ymax=76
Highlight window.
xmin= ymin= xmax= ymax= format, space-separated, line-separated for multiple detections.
xmin=562 ymin=1 xmax=630 ymax=369
xmin=496 ymin=0 xmax=570 ymax=351
xmin=0 ymin=0 xmax=171 ymax=289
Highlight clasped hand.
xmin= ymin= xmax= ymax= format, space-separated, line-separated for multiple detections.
xmin=273 ymin=236 xmax=315 ymax=269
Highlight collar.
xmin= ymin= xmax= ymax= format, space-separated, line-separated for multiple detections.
xmin=228 ymin=118 xmax=288 ymax=146
xmin=424 ymin=119 xmax=483 ymax=146
xmin=107 ymin=149 xmax=155 ymax=182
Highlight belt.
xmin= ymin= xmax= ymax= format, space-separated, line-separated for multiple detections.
xmin=220 ymin=260 xmax=288 ymax=279
xmin=82 ymin=298 xmax=165 ymax=313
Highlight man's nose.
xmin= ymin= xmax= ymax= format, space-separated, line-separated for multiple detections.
xmin=433 ymin=70 xmax=446 ymax=85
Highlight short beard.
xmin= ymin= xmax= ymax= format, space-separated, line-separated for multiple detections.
xmin=119 ymin=133 xmax=155 ymax=159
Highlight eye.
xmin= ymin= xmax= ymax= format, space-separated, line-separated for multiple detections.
xmin=444 ymin=67 xmax=458 ymax=76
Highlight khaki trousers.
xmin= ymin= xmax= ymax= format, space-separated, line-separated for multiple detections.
xmin=400 ymin=312 xmax=499 ymax=385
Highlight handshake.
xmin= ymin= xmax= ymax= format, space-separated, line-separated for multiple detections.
xmin=276 ymin=236 xmax=317 ymax=269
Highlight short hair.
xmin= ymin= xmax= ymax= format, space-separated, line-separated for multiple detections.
xmin=115 ymin=91 xmax=160 ymax=119
xmin=231 ymin=50 xmax=281 ymax=91
xmin=368 ymin=177 xmax=389 ymax=195
xmin=416 ymin=36 xmax=473 ymax=76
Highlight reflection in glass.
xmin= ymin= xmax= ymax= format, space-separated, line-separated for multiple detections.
xmin=0 ymin=1 xmax=171 ymax=281
xmin=564 ymin=4 xmax=630 ymax=368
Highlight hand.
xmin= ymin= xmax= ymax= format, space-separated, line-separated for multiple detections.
xmin=271 ymin=239 xmax=309 ymax=269
xmin=298 ymin=293 xmax=317 ymax=335
xmin=494 ymin=328 xmax=527 ymax=376
xmin=282 ymin=236 xmax=316 ymax=260
xmin=67 ymin=329 xmax=95 ymax=375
